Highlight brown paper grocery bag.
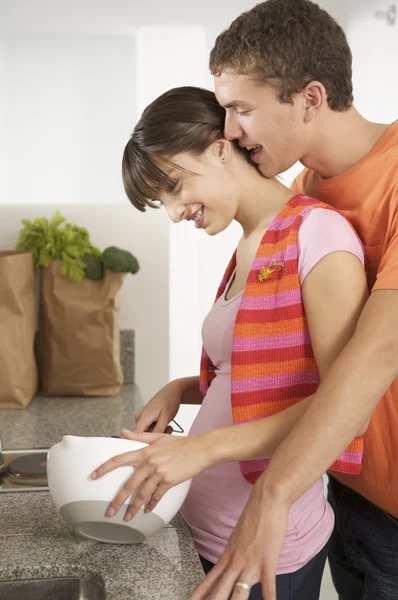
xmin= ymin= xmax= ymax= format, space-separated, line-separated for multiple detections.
xmin=0 ymin=251 xmax=38 ymax=408
xmin=38 ymin=261 xmax=125 ymax=396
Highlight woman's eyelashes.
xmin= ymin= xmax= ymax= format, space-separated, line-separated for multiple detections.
xmin=171 ymin=180 xmax=182 ymax=195
xmin=153 ymin=180 xmax=180 ymax=208
xmin=237 ymin=109 xmax=252 ymax=116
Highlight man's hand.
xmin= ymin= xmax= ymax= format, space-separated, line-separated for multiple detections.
xmin=190 ymin=479 xmax=289 ymax=600
xmin=191 ymin=288 xmax=398 ymax=598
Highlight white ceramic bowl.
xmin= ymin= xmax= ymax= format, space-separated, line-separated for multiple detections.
xmin=47 ymin=435 xmax=191 ymax=544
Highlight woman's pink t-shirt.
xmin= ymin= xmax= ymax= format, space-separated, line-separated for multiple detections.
xmin=180 ymin=209 xmax=365 ymax=573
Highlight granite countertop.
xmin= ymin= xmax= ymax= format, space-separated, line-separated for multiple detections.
xmin=0 ymin=384 xmax=143 ymax=450
xmin=0 ymin=385 xmax=204 ymax=599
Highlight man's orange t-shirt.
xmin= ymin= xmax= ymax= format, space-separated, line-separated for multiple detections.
xmin=293 ymin=121 xmax=398 ymax=518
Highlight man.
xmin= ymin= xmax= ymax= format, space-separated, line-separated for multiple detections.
xmin=190 ymin=1 xmax=398 ymax=599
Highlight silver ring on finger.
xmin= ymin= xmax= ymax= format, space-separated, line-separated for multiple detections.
xmin=235 ymin=581 xmax=251 ymax=591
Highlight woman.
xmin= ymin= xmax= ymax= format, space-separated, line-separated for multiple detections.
xmin=91 ymin=86 xmax=369 ymax=600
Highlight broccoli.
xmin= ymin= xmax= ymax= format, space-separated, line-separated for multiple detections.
xmin=82 ymin=254 xmax=104 ymax=280
xmin=102 ymin=246 xmax=140 ymax=275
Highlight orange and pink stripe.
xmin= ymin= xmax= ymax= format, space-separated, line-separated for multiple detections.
xmin=200 ymin=195 xmax=364 ymax=484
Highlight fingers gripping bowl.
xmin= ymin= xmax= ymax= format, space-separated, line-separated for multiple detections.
xmin=47 ymin=435 xmax=191 ymax=544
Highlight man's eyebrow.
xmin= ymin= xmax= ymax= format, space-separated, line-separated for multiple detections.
xmin=223 ymin=100 xmax=250 ymax=109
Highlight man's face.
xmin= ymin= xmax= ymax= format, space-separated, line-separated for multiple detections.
xmin=214 ymin=72 xmax=308 ymax=177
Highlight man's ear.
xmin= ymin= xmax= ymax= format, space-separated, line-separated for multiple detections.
xmin=301 ymin=81 xmax=327 ymax=123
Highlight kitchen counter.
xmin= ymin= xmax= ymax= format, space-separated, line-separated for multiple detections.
xmin=0 ymin=384 xmax=144 ymax=450
xmin=0 ymin=385 xmax=205 ymax=599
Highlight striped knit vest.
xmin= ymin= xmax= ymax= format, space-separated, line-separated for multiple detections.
xmin=200 ymin=194 xmax=364 ymax=484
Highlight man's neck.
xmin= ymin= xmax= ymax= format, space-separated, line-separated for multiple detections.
xmin=301 ymin=107 xmax=391 ymax=179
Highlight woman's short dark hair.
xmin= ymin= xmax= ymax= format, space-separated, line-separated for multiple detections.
xmin=122 ymin=86 xmax=229 ymax=212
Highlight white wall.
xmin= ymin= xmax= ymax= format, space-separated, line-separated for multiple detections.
xmin=347 ymin=1 xmax=398 ymax=123
xmin=2 ymin=34 xmax=135 ymax=206
xmin=134 ymin=26 xmax=209 ymax=383
xmin=1 ymin=0 xmax=397 ymax=407
xmin=0 ymin=0 xmax=255 ymax=35
xmin=312 ymin=0 xmax=398 ymax=122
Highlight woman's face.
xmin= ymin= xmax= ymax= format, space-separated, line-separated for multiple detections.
xmin=156 ymin=143 xmax=239 ymax=236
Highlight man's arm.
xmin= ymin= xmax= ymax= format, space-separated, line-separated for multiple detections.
xmin=191 ymin=289 xmax=398 ymax=600
xmin=190 ymin=275 xmax=393 ymax=600
xmin=263 ymin=288 xmax=397 ymax=504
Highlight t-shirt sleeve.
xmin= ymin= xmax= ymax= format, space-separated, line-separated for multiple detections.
xmin=373 ymin=209 xmax=398 ymax=291
xmin=298 ymin=209 xmax=365 ymax=285
xmin=291 ymin=168 xmax=308 ymax=194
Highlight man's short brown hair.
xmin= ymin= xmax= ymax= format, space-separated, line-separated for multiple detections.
xmin=210 ymin=0 xmax=353 ymax=111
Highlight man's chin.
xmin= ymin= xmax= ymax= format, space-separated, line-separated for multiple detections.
xmin=256 ymin=163 xmax=279 ymax=178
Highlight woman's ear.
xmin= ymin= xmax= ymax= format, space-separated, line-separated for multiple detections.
xmin=211 ymin=139 xmax=233 ymax=164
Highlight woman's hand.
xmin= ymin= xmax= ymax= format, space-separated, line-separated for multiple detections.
xmin=91 ymin=429 xmax=213 ymax=521
xmin=133 ymin=380 xmax=184 ymax=434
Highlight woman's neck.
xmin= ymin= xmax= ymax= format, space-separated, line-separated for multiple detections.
xmin=233 ymin=163 xmax=295 ymax=237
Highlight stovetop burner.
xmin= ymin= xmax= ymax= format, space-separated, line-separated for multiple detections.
xmin=7 ymin=453 xmax=48 ymax=477
xmin=0 ymin=449 xmax=49 ymax=493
